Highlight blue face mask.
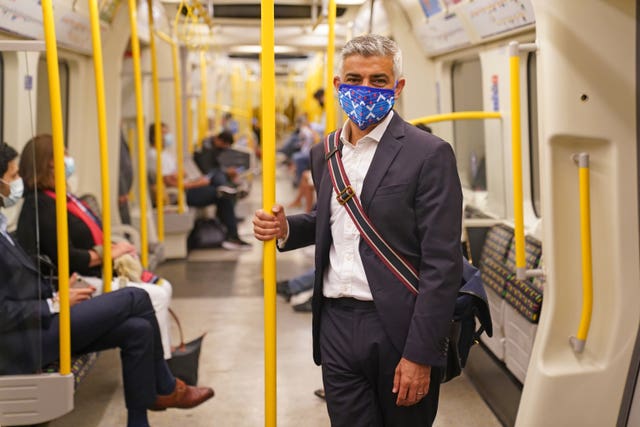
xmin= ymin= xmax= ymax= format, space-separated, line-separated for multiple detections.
xmin=0 ymin=177 xmax=24 ymax=208
xmin=338 ymin=83 xmax=396 ymax=130
xmin=163 ymin=133 xmax=175 ymax=148
xmin=64 ymin=156 xmax=75 ymax=179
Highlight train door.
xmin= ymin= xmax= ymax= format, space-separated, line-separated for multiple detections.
xmin=451 ymin=57 xmax=486 ymax=192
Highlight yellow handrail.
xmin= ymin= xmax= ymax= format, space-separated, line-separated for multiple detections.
xmin=156 ymin=30 xmax=186 ymax=214
xmin=208 ymin=104 xmax=252 ymax=119
xmin=88 ymin=0 xmax=113 ymax=292
xmin=187 ymin=98 xmax=194 ymax=154
xmin=409 ymin=111 xmax=502 ymax=126
xmin=261 ymin=2 xmax=276 ymax=426
xmin=325 ymin=0 xmax=337 ymax=133
xmin=570 ymin=153 xmax=593 ymax=353
xmin=508 ymin=41 xmax=526 ymax=280
xmin=128 ymin=0 xmax=149 ymax=268
xmin=198 ymin=50 xmax=208 ymax=147
xmin=41 ymin=0 xmax=71 ymax=376
xmin=147 ymin=0 xmax=164 ymax=241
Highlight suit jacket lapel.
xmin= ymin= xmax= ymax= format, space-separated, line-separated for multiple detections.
xmin=0 ymin=233 xmax=40 ymax=273
xmin=360 ymin=113 xmax=406 ymax=211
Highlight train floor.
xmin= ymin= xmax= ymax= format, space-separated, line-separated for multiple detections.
xmin=46 ymin=165 xmax=501 ymax=427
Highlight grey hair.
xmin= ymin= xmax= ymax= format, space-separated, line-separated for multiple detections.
xmin=338 ymin=34 xmax=403 ymax=80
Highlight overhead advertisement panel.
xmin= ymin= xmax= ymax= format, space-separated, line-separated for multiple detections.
xmin=415 ymin=12 xmax=470 ymax=55
xmin=462 ymin=0 xmax=535 ymax=38
xmin=418 ymin=0 xmax=443 ymax=18
xmin=0 ymin=0 xmax=99 ymax=54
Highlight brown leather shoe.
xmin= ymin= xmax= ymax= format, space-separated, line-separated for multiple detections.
xmin=150 ymin=379 xmax=214 ymax=411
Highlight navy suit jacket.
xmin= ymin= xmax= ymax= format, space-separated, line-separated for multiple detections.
xmin=0 ymin=232 xmax=55 ymax=374
xmin=282 ymin=113 xmax=463 ymax=367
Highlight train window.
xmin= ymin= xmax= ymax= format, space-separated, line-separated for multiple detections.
xmin=527 ymin=52 xmax=540 ymax=216
xmin=36 ymin=58 xmax=69 ymax=144
xmin=451 ymin=58 xmax=486 ymax=190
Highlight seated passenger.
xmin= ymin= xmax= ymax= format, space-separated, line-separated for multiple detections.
xmin=15 ymin=135 xmax=173 ymax=359
xmin=0 ymin=142 xmax=214 ymax=427
xmin=196 ymin=130 xmax=246 ymax=193
xmin=148 ymin=122 xmax=251 ymax=251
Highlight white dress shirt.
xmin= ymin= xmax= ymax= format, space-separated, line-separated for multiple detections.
xmin=322 ymin=111 xmax=394 ymax=300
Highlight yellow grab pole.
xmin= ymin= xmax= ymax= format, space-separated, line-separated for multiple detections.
xmin=325 ymin=0 xmax=337 ymax=133
xmin=187 ymin=98 xmax=194 ymax=154
xmin=88 ymin=0 xmax=113 ymax=292
xmin=409 ymin=111 xmax=502 ymax=126
xmin=41 ymin=0 xmax=71 ymax=375
xmin=261 ymin=2 xmax=276 ymax=426
xmin=198 ymin=50 xmax=208 ymax=147
xmin=127 ymin=127 xmax=136 ymax=202
xmin=128 ymin=0 xmax=149 ymax=268
xmin=147 ymin=0 xmax=164 ymax=242
xmin=570 ymin=153 xmax=593 ymax=353
xmin=509 ymin=42 xmax=526 ymax=280
xmin=156 ymin=31 xmax=186 ymax=214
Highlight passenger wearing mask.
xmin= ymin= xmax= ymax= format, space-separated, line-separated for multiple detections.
xmin=0 ymin=141 xmax=214 ymax=427
xmin=15 ymin=135 xmax=174 ymax=359
xmin=253 ymin=34 xmax=462 ymax=427
xmin=148 ymin=122 xmax=251 ymax=251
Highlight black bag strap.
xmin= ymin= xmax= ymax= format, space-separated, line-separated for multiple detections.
xmin=324 ymin=130 xmax=419 ymax=296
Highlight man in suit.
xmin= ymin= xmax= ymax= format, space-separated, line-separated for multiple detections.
xmin=253 ymin=34 xmax=463 ymax=426
xmin=0 ymin=142 xmax=213 ymax=427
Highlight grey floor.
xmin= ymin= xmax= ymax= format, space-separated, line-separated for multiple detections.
xmin=46 ymin=166 xmax=501 ymax=427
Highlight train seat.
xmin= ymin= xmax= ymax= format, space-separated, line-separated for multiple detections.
xmin=478 ymin=224 xmax=514 ymax=361
xmin=503 ymin=238 xmax=544 ymax=383
xmin=43 ymin=353 xmax=99 ymax=390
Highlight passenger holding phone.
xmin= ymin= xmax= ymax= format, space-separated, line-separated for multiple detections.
xmin=15 ymin=135 xmax=174 ymax=359
xmin=0 ymin=141 xmax=214 ymax=427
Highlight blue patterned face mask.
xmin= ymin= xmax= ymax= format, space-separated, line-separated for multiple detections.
xmin=338 ymin=83 xmax=396 ymax=130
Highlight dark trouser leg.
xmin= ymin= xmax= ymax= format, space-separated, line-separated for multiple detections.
xmin=186 ymin=186 xmax=238 ymax=238
xmin=41 ymin=287 xmax=173 ymax=409
xmin=119 ymin=199 xmax=131 ymax=225
xmin=320 ymin=300 xmax=440 ymax=427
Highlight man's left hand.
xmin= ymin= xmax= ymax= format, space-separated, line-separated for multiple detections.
xmin=392 ymin=357 xmax=431 ymax=406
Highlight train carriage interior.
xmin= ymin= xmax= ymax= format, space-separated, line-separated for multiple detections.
xmin=0 ymin=0 xmax=639 ymax=426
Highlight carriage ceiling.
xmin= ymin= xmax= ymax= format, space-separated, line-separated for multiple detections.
xmin=159 ymin=0 xmax=371 ymax=56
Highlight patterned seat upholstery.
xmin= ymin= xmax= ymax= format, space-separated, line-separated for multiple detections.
xmin=43 ymin=353 xmax=99 ymax=389
xmin=504 ymin=237 xmax=544 ymax=323
xmin=479 ymin=224 xmax=514 ymax=296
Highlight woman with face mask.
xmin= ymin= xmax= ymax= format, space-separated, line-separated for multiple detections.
xmin=14 ymin=135 xmax=174 ymax=360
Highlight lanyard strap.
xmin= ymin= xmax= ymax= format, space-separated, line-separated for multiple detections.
xmin=324 ymin=130 xmax=419 ymax=296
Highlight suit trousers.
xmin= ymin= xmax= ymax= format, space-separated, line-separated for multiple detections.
xmin=320 ymin=298 xmax=441 ymax=427
xmin=40 ymin=287 xmax=169 ymax=409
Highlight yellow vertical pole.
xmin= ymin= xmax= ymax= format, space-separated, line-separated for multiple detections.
xmin=325 ymin=0 xmax=337 ymax=133
xmin=41 ymin=0 xmax=71 ymax=376
xmin=170 ymin=37 xmax=185 ymax=214
xmin=187 ymin=97 xmax=194 ymax=154
xmin=215 ymin=81 xmax=222 ymax=132
xmin=261 ymin=1 xmax=276 ymax=426
xmin=509 ymin=42 xmax=526 ymax=279
xmin=198 ymin=50 xmax=208 ymax=147
xmin=128 ymin=0 xmax=149 ymax=268
xmin=88 ymin=0 xmax=113 ymax=292
xmin=147 ymin=0 xmax=164 ymax=242
xmin=127 ymin=126 xmax=135 ymax=202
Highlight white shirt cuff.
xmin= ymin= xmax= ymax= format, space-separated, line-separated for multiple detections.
xmin=277 ymin=220 xmax=290 ymax=248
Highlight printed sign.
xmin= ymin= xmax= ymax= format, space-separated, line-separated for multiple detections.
xmin=462 ymin=0 xmax=535 ymax=39
xmin=418 ymin=0 xmax=443 ymax=18
xmin=0 ymin=0 xmax=105 ymax=55
xmin=416 ymin=12 xmax=470 ymax=55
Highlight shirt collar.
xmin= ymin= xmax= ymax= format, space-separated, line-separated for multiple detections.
xmin=341 ymin=110 xmax=395 ymax=147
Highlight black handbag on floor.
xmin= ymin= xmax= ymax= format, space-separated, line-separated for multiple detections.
xmin=167 ymin=309 xmax=206 ymax=386
xmin=187 ymin=217 xmax=226 ymax=250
